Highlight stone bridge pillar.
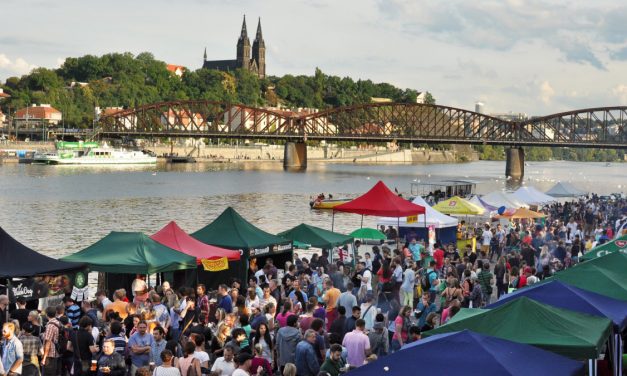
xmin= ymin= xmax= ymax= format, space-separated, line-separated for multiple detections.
xmin=283 ymin=142 xmax=307 ymax=170
xmin=505 ymin=147 xmax=524 ymax=180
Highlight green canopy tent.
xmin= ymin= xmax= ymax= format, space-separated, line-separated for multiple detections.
xmin=349 ymin=228 xmax=386 ymax=240
xmin=278 ymin=223 xmax=354 ymax=264
xmin=547 ymin=252 xmax=627 ymax=301
xmin=423 ymin=297 xmax=612 ymax=360
xmin=445 ymin=308 xmax=484 ymax=324
xmin=61 ymin=231 xmax=197 ymax=293
xmin=580 ymin=235 xmax=627 ymax=261
xmin=191 ymin=207 xmax=292 ymax=286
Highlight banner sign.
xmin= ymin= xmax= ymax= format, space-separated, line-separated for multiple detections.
xmin=201 ymin=257 xmax=229 ymax=272
xmin=9 ymin=270 xmax=86 ymax=303
xmin=407 ymin=215 xmax=418 ymax=224
xmin=250 ymin=243 xmax=293 ymax=257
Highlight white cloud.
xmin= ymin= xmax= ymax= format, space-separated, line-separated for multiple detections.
xmin=611 ymin=84 xmax=627 ymax=103
xmin=0 ymin=54 xmax=37 ymax=75
xmin=539 ymin=81 xmax=555 ymax=105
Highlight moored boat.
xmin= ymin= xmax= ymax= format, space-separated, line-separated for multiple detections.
xmin=33 ymin=141 xmax=157 ymax=165
xmin=309 ymin=197 xmax=350 ymax=209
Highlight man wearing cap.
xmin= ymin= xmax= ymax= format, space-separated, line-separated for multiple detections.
xmin=295 ymin=329 xmax=320 ymax=376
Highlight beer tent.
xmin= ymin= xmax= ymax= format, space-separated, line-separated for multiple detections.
xmin=546 ymin=182 xmax=586 ymax=198
xmin=423 ymin=297 xmax=612 ymax=360
xmin=0 ymin=227 xmax=85 ymax=278
xmin=62 ymin=231 xmax=197 ymax=274
xmin=277 ymin=223 xmax=353 ymax=249
xmin=151 ymin=221 xmax=242 ymax=288
xmin=191 ymin=207 xmax=292 ymax=286
xmin=432 ymin=196 xmax=486 ymax=216
xmin=346 ymin=330 xmax=584 ymax=376
xmin=579 ymin=235 xmax=627 ymax=261
xmin=334 ymin=180 xmax=425 ymax=217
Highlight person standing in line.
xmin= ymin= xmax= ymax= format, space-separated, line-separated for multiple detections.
xmin=1 ymin=322 xmax=24 ymax=376
xmin=128 ymin=321 xmax=154 ymax=376
xmin=41 ymin=306 xmax=61 ymax=376
xmin=18 ymin=322 xmax=42 ymax=376
xmin=400 ymin=261 xmax=416 ymax=307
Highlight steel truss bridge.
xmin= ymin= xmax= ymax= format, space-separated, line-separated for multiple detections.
xmin=98 ymin=101 xmax=627 ymax=148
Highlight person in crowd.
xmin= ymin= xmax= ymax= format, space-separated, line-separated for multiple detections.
xmin=336 ymin=283 xmax=357 ymax=317
xmin=319 ymin=344 xmax=346 ymax=376
xmin=153 ymin=349 xmax=181 ymax=376
xmin=390 ymin=306 xmax=412 ymax=352
xmin=128 ymin=320 xmax=154 ymax=375
xmin=276 ymin=315 xmax=302 ymax=374
xmin=18 ymin=322 xmax=41 ymax=376
xmin=329 ymin=306 xmax=347 ymax=342
xmin=2 ymin=322 xmax=24 ymax=376
xmin=180 ymin=341 xmax=203 ymax=376
xmin=344 ymin=306 xmax=361 ymax=333
xmin=251 ymin=322 xmax=273 ymax=367
xmin=150 ymin=326 xmax=167 ymax=367
xmin=250 ymin=344 xmax=273 ymax=376
xmin=342 ymin=319 xmax=370 ymax=369
xmin=41 ymin=306 xmax=61 ymax=376
xmin=322 ymin=280 xmax=340 ymax=331
xmin=64 ymin=296 xmax=82 ymax=329
xmin=367 ymin=315 xmax=388 ymax=357
xmin=76 ymin=316 xmax=99 ymax=374
xmin=95 ymin=339 xmax=127 ymax=376
xmin=295 ymin=329 xmax=320 ymax=376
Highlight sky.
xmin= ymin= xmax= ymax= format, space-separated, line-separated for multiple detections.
xmin=1 ymin=0 xmax=627 ymax=116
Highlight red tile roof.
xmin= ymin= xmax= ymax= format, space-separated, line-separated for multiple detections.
xmin=166 ymin=64 xmax=186 ymax=73
xmin=15 ymin=106 xmax=61 ymax=120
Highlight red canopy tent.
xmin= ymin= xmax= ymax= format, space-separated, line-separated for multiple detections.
xmin=333 ymin=180 xmax=426 ymax=230
xmin=151 ymin=221 xmax=241 ymax=264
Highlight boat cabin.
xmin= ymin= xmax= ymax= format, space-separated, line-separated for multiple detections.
xmin=410 ymin=180 xmax=477 ymax=201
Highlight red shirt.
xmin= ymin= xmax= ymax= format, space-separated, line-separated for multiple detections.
xmin=433 ymin=248 xmax=445 ymax=269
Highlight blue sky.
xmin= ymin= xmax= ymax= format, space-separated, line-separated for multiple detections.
xmin=1 ymin=0 xmax=626 ymax=115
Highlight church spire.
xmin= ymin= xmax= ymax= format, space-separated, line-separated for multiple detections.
xmin=256 ymin=17 xmax=263 ymax=41
xmin=203 ymin=47 xmax=207 ymax=61
xmin=239 ymin=15 xmax=248 ymax=40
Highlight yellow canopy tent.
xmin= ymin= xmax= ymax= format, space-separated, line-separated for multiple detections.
xmin=495 ymin=207 xmax=546 ymax=219
xmin=433 ymin=196 xmax=486 ymax=216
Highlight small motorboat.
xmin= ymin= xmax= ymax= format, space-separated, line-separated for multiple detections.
xmin=309 ymin=195 xmax=350 ymax=209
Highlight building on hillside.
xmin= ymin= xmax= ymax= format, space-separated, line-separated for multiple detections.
xmin=0 ymin=88 xmax=10 ymax=99
xmin=14 ymin=104 xmax=62 ymax=127
xmin=224 ymin=106 xmax=328 ymax=133
xmin=95 ymin=107 xmax=137 ymax=129
xmin=202 ymin=15 xmax=266 ymax=78
xmin=166 ymin=64 xmax=186 ymax=77
xmin=370 ymin=97 xmax=393 ymax=103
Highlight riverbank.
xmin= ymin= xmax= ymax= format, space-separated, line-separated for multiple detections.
xmin=0 ymin=141 xmax=478 ymax=164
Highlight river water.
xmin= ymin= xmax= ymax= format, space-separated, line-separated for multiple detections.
xmin=0 ymin=160 xmax=624 ymax=257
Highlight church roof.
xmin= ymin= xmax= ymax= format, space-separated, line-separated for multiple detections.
xmin=202 ymin=59 xmax=239 ymax=71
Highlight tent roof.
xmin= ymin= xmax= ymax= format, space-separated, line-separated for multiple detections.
xmin=579 ymin=234 xmax=627 ymax=261
xmin=423 ymin=297 xmax=612 ymax=359
xmin=277 ymin=223 xmax=353 ymax=249
xmin=61 ymin=231 xmax=197 ymax=274
xmin=511 ymin=186 xmax=556 ymax=205
xmin=433 ymin=196 xmax=485 ymax=215
xmin=546 ymin=182 xmax=586 ymax=197
xmin=348 ymin=330 xmax=584 ymax=376
xmin=191 ymin=207 xmax=290 ymax=250
xmin=494 ymin=207 xmax=546 ymax=219
xmin=334 ymin=181 xmax=426 ymax=217
xmin=377 ymin=195 xmax=458 ymax=229
xmin=547 ymin=251 xmax=627 ymax=301
xmin=151 ymin=221 xmax=240 ymax=261
xmin=480 ymin=191 xmax=529 ymax=209
xmin=488 ymin=280 xmax=627 ymax=331
xmin=0 ymin=227 xmax=85 ymax=278
xmin=469 ymin=195 xmax=498 ymax=212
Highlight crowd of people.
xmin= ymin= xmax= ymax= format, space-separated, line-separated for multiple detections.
xmin=0 ymin=194 xmax=625 ymax=376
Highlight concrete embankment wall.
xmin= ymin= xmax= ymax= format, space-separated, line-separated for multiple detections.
xmin=0 ymin=141 xmax=478 ymax=164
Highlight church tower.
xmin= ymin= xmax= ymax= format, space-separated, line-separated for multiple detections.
xmin=252 ymin=17 xmax=266 ymax=78
xmin=236 ymin=15 xmax=251 ymax=70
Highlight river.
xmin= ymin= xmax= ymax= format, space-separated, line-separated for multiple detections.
xmin=0 ymin=160 xmax=624 ymax=257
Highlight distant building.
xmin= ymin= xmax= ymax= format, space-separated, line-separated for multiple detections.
xmin=202 ymin=15 xmax=266 ymax=78
xmin=491 ymin=112 xmax=528 ymax=122
xmin=161 ymin=109 xmax=205 ymax=130
xmin=415 ymin=92 xmax=426 ymax=104
xmin=224 ymin=106 xmax=325 ymax=133
xmin=166 ymin=64 xmax=186 ymax=77
xmin=371 ymin=97 xmax=393 ymax=103
xmin=0 ymin=88 xmax=10 ymax=99
xmin=14 ymin=104 xmax=62 ymax=127
xmin=475 ymin=102 xmax=485 ymax=114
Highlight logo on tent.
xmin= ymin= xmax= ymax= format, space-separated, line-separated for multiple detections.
xmin=615 ymin=240 xmax=627 ymax=248
xmin=449 ymin=201 xmax=457 ymax=206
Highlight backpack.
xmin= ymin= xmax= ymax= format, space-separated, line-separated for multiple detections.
xmin=420 ymin=270 xmax=436 ymax=291
xmin=51 ymin=322 xmax=71 ymax=356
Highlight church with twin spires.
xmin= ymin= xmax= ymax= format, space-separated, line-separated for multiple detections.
xmin=202 ymin=16 xmax=266 ymax=78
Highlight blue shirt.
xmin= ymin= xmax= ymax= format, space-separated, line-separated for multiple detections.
xmin=2 ymin=336 xmax=24 ymax=374
xmin=416 ymin=301 xmax=437 ymax=328
xmin=218 ymin=294 xmax=233 ymax=314
xmin=295 ymin=340 xmax=320 ymax=376
xmin=150 ymin=339 xmax=167 ymax=366
xmin=128 ymin=332 xmax=154 ymax=367
xmin=409 ymin=243 xmax=422 ymax=262
xmin=66 ymin=304 xmax=82 ymax=328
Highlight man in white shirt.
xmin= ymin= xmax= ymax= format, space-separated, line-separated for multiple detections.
xmin=210 ymin=345 xmax=236 ymax=376
xmin=357 ymin=262 xmax=372 ymax=293
xmin=481 ymin=224 xmax=493 ymax=254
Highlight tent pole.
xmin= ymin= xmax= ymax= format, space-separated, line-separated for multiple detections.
xmin=360 ymin=215 xmax=363 ymax=229
xmin=6 ymin=279 xmax=11 ymax=323
xmin=331 ymin=210 xmax=335 ymax=232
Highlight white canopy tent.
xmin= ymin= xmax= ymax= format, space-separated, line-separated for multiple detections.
xmin=378 ymin=195 xmax=458 ymax=228
xmin=545 ymin=182 xmax=586 ymax=198
xmin=480 ymin=191 xmax=529 ymax=209
xmin=511 ymin=186 xmax=556 ymax=205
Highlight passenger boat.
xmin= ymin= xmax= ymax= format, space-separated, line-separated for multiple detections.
xmin=309 ymin=197 xmax=350 ymax=209
xmin=33 ymin=141 xmax=157 ymax=165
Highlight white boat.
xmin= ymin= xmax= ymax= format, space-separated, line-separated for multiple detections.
xmin=33 ymin=142 xmax=157 ymax=165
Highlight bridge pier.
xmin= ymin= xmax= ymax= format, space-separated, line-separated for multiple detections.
xmin=505 ymin=147 xmax=524 ymax=180
xmin=283 ymin=142 xmax=307 ymax=171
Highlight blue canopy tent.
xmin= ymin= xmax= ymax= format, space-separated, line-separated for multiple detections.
xmin=488 ymin=281 xmax=627 ymax=331
xmin=489 ymin=280 xmax=627 ymax=376
xmin=346 ymin=330 xmax=584 ymax=376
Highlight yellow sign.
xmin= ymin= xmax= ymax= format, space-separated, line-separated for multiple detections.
xmin=201 ymin=257 xmax=229 ymax=272
xmin=407 ymin=215 xmax=417 ymax=224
